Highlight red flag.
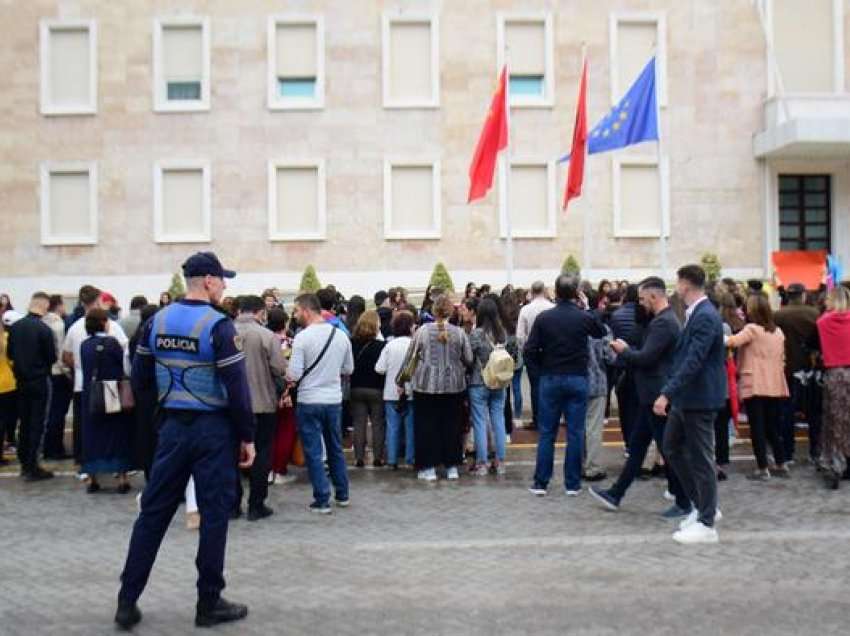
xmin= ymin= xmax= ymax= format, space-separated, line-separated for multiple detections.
xmin=467 ymin=67 xmax=508 ymax=203
xmin=563 ymin=60 xmax=588 ymax=211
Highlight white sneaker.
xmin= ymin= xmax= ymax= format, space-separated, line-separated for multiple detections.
xmin=663 ymin=489 xmax=675 ymax=502
xmin=679 ymin=507 xmax=722 ymax=530
xmin=275 ymin=473 xmax=297 ymax=485
xmin=135 ymin=492 xmax=142 ymax=512
xmin=673 ymin=521 xmax=719 ymax=545
xmin=565 ymin=488 xmax=582 ymax=497
xmin=418 ymin=468 xmax=437 ymax=482
xmin=447 ymin=466 xmax=460 ymax=480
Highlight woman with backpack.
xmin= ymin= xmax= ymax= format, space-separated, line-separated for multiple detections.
xmin=468 ymin=298 xmax=513 ymax=476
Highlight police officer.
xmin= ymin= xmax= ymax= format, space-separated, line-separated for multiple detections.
xmin=115 ymin=252 xmax=256 ymax=630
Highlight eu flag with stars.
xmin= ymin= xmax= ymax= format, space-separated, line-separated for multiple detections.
xmin=559 ymin=57 xmax=658 ymax=162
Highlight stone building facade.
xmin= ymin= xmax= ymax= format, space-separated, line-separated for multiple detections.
xmin=1 ymin=0 xmax=849 ymax=305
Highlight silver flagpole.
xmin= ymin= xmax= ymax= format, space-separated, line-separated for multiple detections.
xmin=503 ymin=50 xmax=514 ymax=286
xmin=654 ymin=50 xmax=669 ymax=281
xmin=580 ymin=46 xmax=592 ymax=276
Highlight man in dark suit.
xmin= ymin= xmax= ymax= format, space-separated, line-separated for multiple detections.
xmin=589 ymin=277 xmax=689 ymax=514
xmin=654 ymin=265 xmax=726 ymax=544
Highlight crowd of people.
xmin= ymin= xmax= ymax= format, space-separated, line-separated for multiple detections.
xmin=1 ymin=262 xmax=849 ymax=536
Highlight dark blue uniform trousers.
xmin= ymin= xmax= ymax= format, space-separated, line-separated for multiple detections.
xmin=119 ymin=410 xmax=236 ymax=605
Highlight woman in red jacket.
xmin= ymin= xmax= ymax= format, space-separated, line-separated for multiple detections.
xmin=816 ymin=285 xmax=850 ymax=489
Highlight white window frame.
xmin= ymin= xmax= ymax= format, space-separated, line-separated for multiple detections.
xmin=497 ymin=159 xmax=557 ymax=239
xmin=39 ymin=162 xmax=98 ymax=245
xmin=612 ymin=154 xmax=670 ymax=239
xmin=381 ymin=12 xmax=441 ymax=109
xmin=267 ymin=15 xmax=325 ymax=111
xmin=383 ymin=159 xmax=442 ymax=240
xmin=153 ymin=160 xmax=211 ymax=243
xmin=152 ymin=16 xmax=211 ymax=113
xmin=496 ymin=12 xmax=554 ymax=108
xmin=765 ymin=0 xmax=845 ymax=97
xmin=609 ymin=11 xmax=667 ymax=107
xmin=267 ymin=159 xmax=326 ymax=241
xmin=39 ymin=19 xmax=98 ymax=116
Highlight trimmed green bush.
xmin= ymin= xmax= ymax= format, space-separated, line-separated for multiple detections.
xmin=299 ymin=265 xmax=322 ymax=293
xmin=561 ymin=254 xmax=581 ymax=277
xmin=167 ymin=272 xmax=186 ymax=299
xmin=428 ymin=262 xmax=455 ymax=293
xmin=700 ymin=253 xmax=722 ymax=283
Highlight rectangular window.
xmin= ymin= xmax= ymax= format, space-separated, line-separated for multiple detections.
xmin=498 ymin=14 xmax=553 ymax=107
xmin=772 ymin=0 xmax=841 ymax=93
xmin=268 ymin=160 xmax=326 ymax=241
xmin=153 ymin=161 xmax=211 ymax=243
xmin=383 ymin=160 xmax=441 ymax=239
xmin=610 ymin=12 xmax=667 ymax=106
xmin=153 ymin=17 xmax=210 ymax=112
xmin=498 ymin=160 xmax=556 ymax=238
xmin=40 ymin=162 xmax=98 ymax=245
xmin=612 ymin=156 xmax=670 ymax=238
xmin=382 ymin=14 xmax=440 ymax=108
xmin=778 ymin=174 xmax=831 ymax=251
xmin=39 ymin=20 xmax=97 ymax=115
xmin=268 ymin=16 xmax=324 ymax=110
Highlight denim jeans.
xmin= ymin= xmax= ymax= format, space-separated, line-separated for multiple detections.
xmin=296 ymin=403 xmax=349 ymax=505
xmin=533 ymin=374 xmax=589 ymax=491
xmin=385 ymin=400 xmax=415 ymax=466
xmin=511 ymin=368 xmax=523 ymax=419
xmin=469 ymin=384 xmax=507 ymax=463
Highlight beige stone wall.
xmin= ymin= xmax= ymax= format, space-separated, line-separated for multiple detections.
xmin=0 ymin=0 xmax=843 ymax=289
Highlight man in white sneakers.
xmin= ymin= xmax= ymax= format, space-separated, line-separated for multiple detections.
xmin=653 ymin=265 xmax=727 ymax=545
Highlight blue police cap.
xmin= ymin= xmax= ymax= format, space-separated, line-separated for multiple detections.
xmin=181 ymin=252 xmax=236 ymax=279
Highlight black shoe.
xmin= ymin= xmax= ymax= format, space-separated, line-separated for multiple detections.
xmin=114 ymin=601 xmax=142 ymax=631
xmin=373 ymin=459 xmax=385 ymax=468
xmin=650 ymin=463 xmax=666 ymax=477
xmin=195 ymin=597 xmax=248 ymax=628
xmin=717 ymin=469 xmax=728 ymax=482
xmin=637 ymin=468 xmax=653 ymax=481
xmin=87 ymin=481 xmax=101 ymax=494
xmin=24 ymin=466 xmax=54 ymax=482
xmin=247 ymin=504 xmax=274 ymax=521
xmin=582 ymin=472 xmax=607 ymax=482
xmin=229 ymin=507 xmax=243 ymax=520
xmin=826 ymin=473 xmax=840 ymax=490
xmin=355 ymin=459 xmax=365 ymax=468
xmin=117 ymin=482 xmax=131 ymax=495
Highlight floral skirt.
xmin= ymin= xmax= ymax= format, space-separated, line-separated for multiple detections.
xmin=821 ymin=367 xmax=850 ymax=476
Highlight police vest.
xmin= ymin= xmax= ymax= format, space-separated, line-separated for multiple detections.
xmin=149 ymin=303 xmax=229 ymax=411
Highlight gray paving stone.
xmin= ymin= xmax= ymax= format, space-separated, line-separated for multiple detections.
xmin=1 ymin=446 xmax=849 ymax=635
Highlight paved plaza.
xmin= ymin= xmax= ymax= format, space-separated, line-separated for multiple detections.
xmin=2 ymin=443 xmax=850 ymax=636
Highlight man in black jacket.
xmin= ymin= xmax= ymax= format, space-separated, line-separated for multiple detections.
xmin=525 ymin=275 xmax=607 ymax=497
xmin=589 ymin=277 xmax=689 ymax=515
xmin=7 ymin=292 xmax=57 ymax=480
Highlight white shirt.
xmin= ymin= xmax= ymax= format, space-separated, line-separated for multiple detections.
xmin=286 ymin=322 xmax=354 ymax=405
xmin=374 ymin=335 xmax=413 ymax=400
xmin=43 ymin=312 xmax=69 ymax=376
xmin=517 ymin=296 xmax=555 ymax=347
xmin=684 ymin=295 xmax=709 ymax=326
xmin=62 ymin=317 xmax=128 ymax=392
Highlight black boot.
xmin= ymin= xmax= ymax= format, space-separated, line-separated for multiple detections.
xmin=114 ymin=601 xmax=142 ymax=631
xmin=195 ymin=597 xmax=248 ymax=628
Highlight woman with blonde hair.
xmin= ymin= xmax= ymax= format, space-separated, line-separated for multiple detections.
xmin=816 ymin=285 xmax=850 ymax=489
xmin=403 ymin=295 xmax=473 ymax=481
xmin=726 ymin=293 xmax=790 ymax=480
xmin=350 ymin=310 xmax=387 ymax=467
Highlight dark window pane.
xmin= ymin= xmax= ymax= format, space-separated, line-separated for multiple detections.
xmin=805 ymin=209 xmax=827 ymax=223
xmin=806 ymin=240 xmax=828 ymax=250
xmin=779 ymin=176 xmax=799 ymax=193
xmin=804 ymin=193 xmax=827 ymax=207
xmin=780 ymin=240 xmax=800 ymax=251
xmin=780 ymin=209 xmax=799 ymax=223
xmin=806 ymin=225 xmax=828 ymax=239
xmin=780 ymin=225 xmax=800 ymax=239
xmin=804 ymin=176 xmax=828 ymax=192
xmin=779 ymin=193 xmax=799 ymax=207
xmin=167 ymin=82 xmax=201 ymax=100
